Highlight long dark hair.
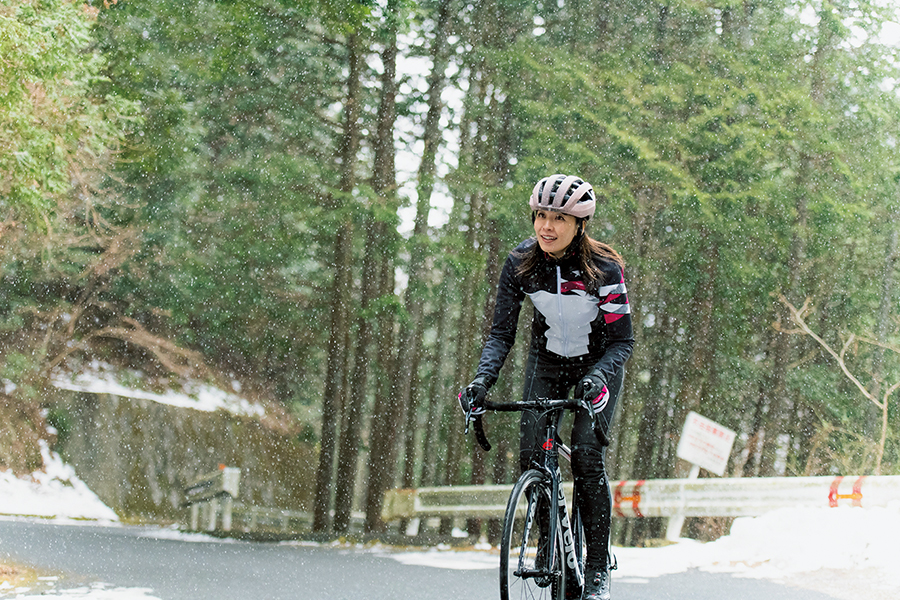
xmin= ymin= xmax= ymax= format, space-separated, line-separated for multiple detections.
xmin=515 ymin=221 xmax=624 ymax=294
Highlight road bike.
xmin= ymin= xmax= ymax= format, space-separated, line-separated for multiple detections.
xmin=464 ymin=397 xmax=587 ymax=600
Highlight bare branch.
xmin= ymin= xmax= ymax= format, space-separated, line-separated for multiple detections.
xmin=838 ymin=333 xmax=855 ymax=363
xmin=778 ymin=295 xmax=882 ymax=409
xmin=857 ymin=335 xmax=900 ymax=355
xmin=884 ymin=380 xmax=900 ymax=409
xmin=46 ymin=318 xmax=213 ymax=383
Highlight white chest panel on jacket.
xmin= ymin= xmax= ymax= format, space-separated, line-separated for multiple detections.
xmin=527 ymin=266 xmax=599 ymax=357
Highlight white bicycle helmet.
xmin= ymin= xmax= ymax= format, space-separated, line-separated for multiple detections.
xmin=529 ymin=174 xmax=596 ymax=219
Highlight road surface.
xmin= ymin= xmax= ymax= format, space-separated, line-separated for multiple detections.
xmin=0 ymin=519 xmax=838 ymax=599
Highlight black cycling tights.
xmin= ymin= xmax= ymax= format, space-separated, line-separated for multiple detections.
xmin=518 ymin=351 xmax=624 ymax=572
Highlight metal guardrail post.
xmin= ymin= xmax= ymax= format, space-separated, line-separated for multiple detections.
xmin=665 ymin=463 xmax=700 ymax=541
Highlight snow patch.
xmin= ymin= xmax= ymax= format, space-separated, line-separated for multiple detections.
xmin=51 ymin=361 xmax=264 ymax=418
xmin=386 ymin=506 xmax=900 ymax=597
xmin=139 ymin=526 xmax=240 ymax=544
xmin=9 ymin=582 xmax=161 ymax=599
xmin=0 ymin=441 xmax=118 ymax=521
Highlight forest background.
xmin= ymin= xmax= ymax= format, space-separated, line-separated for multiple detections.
xmin=2 ymin=0 xmax=900 ymax=544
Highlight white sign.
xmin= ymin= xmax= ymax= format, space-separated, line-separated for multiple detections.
xmin=675 ymin=411 xmax=736 ymax=476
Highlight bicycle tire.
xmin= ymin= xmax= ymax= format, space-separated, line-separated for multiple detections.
xmin=500 ymin=470 xmax=567 ymax=600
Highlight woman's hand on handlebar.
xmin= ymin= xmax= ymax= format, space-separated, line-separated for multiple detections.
xmin=458 ymin=376 xmax=488 ymax=418
xmin=459 ymin=377 xmax=492 ymax=451
xmin=576 ymin=370 xmax=611 ymax=445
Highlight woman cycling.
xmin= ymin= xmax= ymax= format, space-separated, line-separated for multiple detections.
xmin=459 ymin=174 xmax=634 ymax=600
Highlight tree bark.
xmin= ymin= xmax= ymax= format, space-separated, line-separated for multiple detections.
xmin=362 ymin=0 xmax=402 ymax=533
xmin=867 ymin=218 xmax=899 ymax=434
xmin=333 ymin=219 xmax=381 ymax=533
xmin=398 ymin=0 xmax=454 ymax=490
xmin=421 ymin=272 xmax=457 ymax=487
xmin=364 ymin=230 xmax=399 ymax=533
xmin=312 ymin=29 xmax=364 ymax=533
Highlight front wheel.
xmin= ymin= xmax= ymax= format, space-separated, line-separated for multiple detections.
xmin=500 ymin=470 xmax=566 ymax=600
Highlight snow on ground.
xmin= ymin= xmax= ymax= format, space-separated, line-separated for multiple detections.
xmin=2 ymin=583 xmax=161 ymax=600
xmin=617 ymin=506 xmax=900 ymax=598
xmin=2 ymin=451 xmax=899 ymax=599
xmin=48 ymin=360 xmax=264 ymax=418
xmin=386 ymin=506 xmax=900 ymax=599
xmin=0 ymin=441 xmax=117 ymax=522
xmin=137 ymin=526 xmax=240 ymax=544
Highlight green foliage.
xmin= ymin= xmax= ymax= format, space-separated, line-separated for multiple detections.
xmin=0 ymin=351 xmax=41 ymax=402
xmin=0 ymin=0 xmax=141 ymax=419
xmin=89 ymin=0 xmax=363 ymax=399
xmin=499 ymin=0 xmax=900 ymax=484
xmin=4 ymin=0 xmax=900 ymax=506
xmin=0 ymin=0 xmax=137 ymax=225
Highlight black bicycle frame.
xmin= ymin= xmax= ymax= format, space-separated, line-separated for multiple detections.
xmin=470 ymin=398 xmax=585 ymax=589
xmin=527 ymin=408 xmax=582 ymax=588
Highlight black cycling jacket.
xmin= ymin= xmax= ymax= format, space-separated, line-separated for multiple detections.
xmin=476 ymin=238 xmax=635 ymax=388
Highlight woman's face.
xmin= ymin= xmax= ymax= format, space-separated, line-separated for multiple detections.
xmin=534 ymin=210 xmax=579 ymax=258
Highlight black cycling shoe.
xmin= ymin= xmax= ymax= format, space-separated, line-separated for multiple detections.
xmin=564 ymin=575 xmax=583 ymax=600
xmin=581 ymin=568 xmax=610 ymax=600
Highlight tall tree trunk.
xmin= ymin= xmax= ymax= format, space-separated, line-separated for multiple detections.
xmin=447 ymin=218 xmax=482 ymax=486
xmin=756 ymin=160 xmax=810 ymax=477
xmin=867 ymin=214 xmax=899 ymax=433
xmin=469 ymin=95 xmax=511 ymax=491
xmin=465 ymin=228 xmax=501 ymax=537
xmin=363 ymin=0 xmax=401 ymax=533
xmin=742 ymin=324 xmax=777 ymax=477
xmin=365 ymin=231 xmax=399 ymax=533
xmin=672 ymin=238 xmax=719 ymax=458
xmin=333 ymin=219 xmax=381 ymax=533
xmin=746 ymin=6 xmax=839 ymax=476
xmin=398 ymin=0 xmax=454 ymax=490
xmin=622 ymin=185 xmax=658 ymax=482
xmin=312 ymin=29 xmax=364 ymax=533
xmin=440 ymin=53 xmax=483 ymax=497
xmin=422 ymin=272 xmax=457 ymax=487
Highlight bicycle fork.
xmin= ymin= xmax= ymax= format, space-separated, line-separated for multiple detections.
xmin=516 ymin=496 xmax=543 ymax=579
xmin=516 ymin=477 xmax=583 ymax=591
xmin=515 ymin=477 xmax=558 ymax=583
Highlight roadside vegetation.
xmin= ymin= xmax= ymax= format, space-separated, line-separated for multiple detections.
xmin=3 ymin=0 xmax=899 ymax=544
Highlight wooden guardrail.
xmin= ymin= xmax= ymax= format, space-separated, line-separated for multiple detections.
xmin=382 ymin=475 xmax=900 ymax=523
xmin=182 ymin=467 xmax=241 ymax=532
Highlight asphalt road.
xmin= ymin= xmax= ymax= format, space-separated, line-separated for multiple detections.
xmin=0 ymin=519 xmax=839 ymax=600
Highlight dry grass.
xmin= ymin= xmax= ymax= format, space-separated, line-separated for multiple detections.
xmin=0 ymin=561 xmax=38 ymax=588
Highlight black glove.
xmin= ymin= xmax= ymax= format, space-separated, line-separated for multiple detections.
xmin=576 ymin=370 xmax=610 ymax=445
xmin=458 ymin=376 xmax=488 ymax=417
